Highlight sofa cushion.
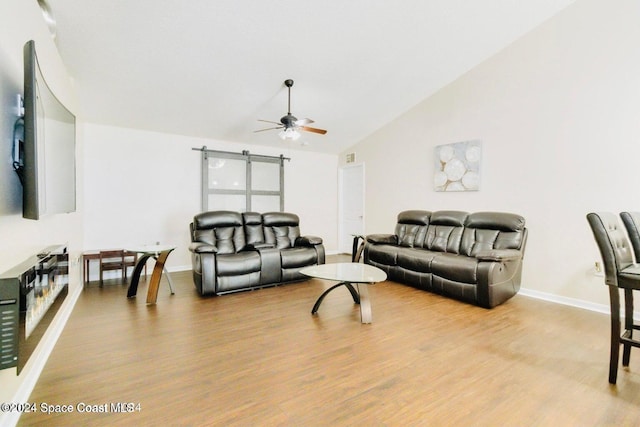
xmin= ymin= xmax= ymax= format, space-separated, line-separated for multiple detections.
xmin=243 ymin=212 xmax=265 ymax=245
xmin=460 ymin=228 xmax=500 ymax=257
xmin=263 ymin=212 xmax=301 ymax=249
xmin=280 ymin=247 xmax=317 ymax=268
xmin=396 ymin=248 xmax=438 ymax=273
xmin=430 ymin=253 xmax=479 ymax=284
xmin=215 ymin=226 xmax=247 ymax=254
xmin=397 ymin=224 xmax=428 ymax=247
xmin=193 ymin=210 xmax=242 ymax=229
xmin=367 ymin=244 xmax=399 ymax=266
xmin=461 ymin=212 xmax=526 ymax=254
xmin=395 ymin=210 xmax=431 ymax=247
xmin=192 ymin=211 xmax=245 ymax=254
xmin=216 ymin=252 xmax=261 ymax=276
xmin=424 ymin=211 xmax=468 ymax=253
xmin=465 ymin=211 xmax=525 ymax=232
xmin=295 ymin=236 xmax=323 ymax=246
xmin=397 ymin=210 xmax=431 ymax=225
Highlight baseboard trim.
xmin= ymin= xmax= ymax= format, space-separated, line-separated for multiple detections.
xmin=519 ymin=287 xmax=612 ymax=316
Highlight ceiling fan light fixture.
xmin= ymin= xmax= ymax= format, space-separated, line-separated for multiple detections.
xmin=279 ymin=128 xmax=301 ymax=141
xmin=256 ymin=79 xmax=326 ymax=140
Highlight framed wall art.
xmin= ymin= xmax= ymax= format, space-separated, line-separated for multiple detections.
xmin=434 ymin=140 xmax=482 ymax=192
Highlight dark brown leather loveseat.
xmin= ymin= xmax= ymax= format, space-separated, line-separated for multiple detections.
xmin=189 ymin=211 xmax=325 ymax=296
xmin=364 ymin=210 xmax=527 ymax=308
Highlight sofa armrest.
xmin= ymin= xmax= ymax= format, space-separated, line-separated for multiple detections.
xmin=475 ymin=249 xmax=522 ymax=262
xmin=295 ymin=236 xmax=323 ymax=246
xmin=189 ymin=242 xmax=218 ymax=254
xmin=366 ymin=234 xmax=398 ymax=245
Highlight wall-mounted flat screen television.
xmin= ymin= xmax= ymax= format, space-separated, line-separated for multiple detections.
xmin=19 ymin=40 xmax=76 ymax=220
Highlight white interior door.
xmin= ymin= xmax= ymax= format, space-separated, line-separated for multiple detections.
xmin=339 ymin=164 xmax=365 ymax=254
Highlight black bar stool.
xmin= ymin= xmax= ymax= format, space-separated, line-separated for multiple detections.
xmin=587 ymin=212 xmax=640 ymax=384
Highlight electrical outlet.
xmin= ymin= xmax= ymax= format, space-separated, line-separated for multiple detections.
xmin=594 ymin=261 xmax=604 ymax=277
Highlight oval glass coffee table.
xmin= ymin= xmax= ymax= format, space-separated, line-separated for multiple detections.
xmin=300 ymin=263 xmax=387 ymax=324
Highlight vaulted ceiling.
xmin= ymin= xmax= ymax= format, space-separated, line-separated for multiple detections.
xmin=46 ymin=0 xmax=575 ymax=154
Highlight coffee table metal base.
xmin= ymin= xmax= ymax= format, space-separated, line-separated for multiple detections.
xmin=311 ymin=281 xmax=372 ymax=324
xmin=127 ymin=247 xmax=175 ymax=304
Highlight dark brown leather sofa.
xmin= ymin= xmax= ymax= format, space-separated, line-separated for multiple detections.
xmin=189 ymin=211 xmax=325 ymax=296
xmin=364 ymin=210 xmax=527 ymax=308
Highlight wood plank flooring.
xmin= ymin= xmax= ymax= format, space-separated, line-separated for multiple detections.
xmin=17 ymin=258 xmax=640 ymax=426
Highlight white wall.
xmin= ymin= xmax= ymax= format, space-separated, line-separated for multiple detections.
xmin=83 ymin=123 xmax=339 ymax=272
xmin=341 ymin=0 xmax=640 ymax=308
xmin=0 ymin=0 xmax=83 ymax=422
xmin=4 ymin=0 xmax=630 ymax=420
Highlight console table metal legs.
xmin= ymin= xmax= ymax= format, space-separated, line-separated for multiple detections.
xmin=127 ymin=249 xmax=175 ymax=304
xmin=311 ymin=281 xmax=372 ymax=324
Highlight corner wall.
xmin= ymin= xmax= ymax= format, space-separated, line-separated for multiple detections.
xmin=341 ymin=0 xmax=640 ymax=308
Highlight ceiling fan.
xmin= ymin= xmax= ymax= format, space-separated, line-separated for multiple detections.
xmin=255 ymin=79 xmax=327 ymax=141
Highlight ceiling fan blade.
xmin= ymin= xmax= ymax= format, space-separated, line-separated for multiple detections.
xmin=257 ymin=119 xmax=282 ymax=125
xmin=257 ymin=80 xmax=324 ymax=136
xmin=295 ymin=118 xmax=314 ymax=126
xmin=254 ymin=126 xmax=284 ymax=133
xmin=300 ymin=126 xmax=327 ymax=135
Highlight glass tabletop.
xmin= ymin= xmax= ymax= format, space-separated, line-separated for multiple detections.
xmin=300 ymin=262 xmax=387 ymax=283
xmin=126 ymin=244 xmax=176 ymax=255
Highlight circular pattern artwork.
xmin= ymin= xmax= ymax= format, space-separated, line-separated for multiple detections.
xmin=443 ymin=158 xmax=466 ymax=181
xmin=433 ymin=140 xmax=482 ymax=192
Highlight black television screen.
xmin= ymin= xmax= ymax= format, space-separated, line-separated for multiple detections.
xmin=21 ymin=40 xmax=76 ymax=220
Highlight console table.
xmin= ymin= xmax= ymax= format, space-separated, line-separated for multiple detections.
xmin=126 ymin=245 xmax=175 ymax=304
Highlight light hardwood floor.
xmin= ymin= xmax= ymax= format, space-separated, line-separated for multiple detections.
xmin=17 ymin=257 xmax=640 ymax=426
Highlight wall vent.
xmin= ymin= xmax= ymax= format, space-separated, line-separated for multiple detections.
xmin=346 ymin=153 xmax=356 ymax=163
